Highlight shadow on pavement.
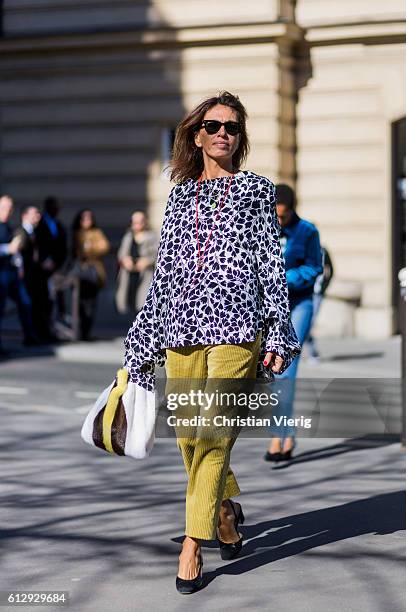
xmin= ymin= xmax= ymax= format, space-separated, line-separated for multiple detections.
xmin=271 ymin=435 xmax=400 ymax=470
xmin=0 ymin=344 xmax=56 ymax=363
xmin=202 ymin=489 xmax=406 ymax=588
xmin=324 ymin=352 xmax=385 ymax=362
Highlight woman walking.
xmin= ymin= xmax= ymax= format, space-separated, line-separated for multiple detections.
xmin=124 ymin=91 xmax=301 ymax=593
xmin=71 ymin=209 xmax=110 ymax=340
xmin=115 ymin=210 xmax=158 ymax=316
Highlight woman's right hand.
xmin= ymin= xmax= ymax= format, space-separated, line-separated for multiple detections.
xmin=121 ymin=255 xmax=135 ymax=272
xmin=264 ymin=351 xmax=284 ymax=373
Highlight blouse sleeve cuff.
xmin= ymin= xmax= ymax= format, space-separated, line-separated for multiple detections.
xmin=123 ymin=348 xmax=156 ymax=392
xmin=264 ymin=318 xmax=302 ymax=374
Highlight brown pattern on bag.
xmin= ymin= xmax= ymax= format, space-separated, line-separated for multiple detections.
xmin=111 ymin=397 xmax=127 ymax=455
xmin=92 ymin=406 xmax=107 ymax=451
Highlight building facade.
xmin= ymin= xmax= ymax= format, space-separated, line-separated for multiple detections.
xmin=0 ymin=0 xmax=405 ymax=337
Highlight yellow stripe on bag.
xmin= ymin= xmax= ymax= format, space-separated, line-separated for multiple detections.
xmin=102 ymin=368 xmax=128 ymax=453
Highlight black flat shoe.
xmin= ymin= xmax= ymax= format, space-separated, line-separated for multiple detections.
xmin=217 ymin=499 xmax=245 ymax=561
xmin=279 ymin=438 xmax=296 ymax=462
xmin=263 ymin=450 xmax=282 ymax=462
xmin=176 ymin=554 xmax=204 ymax=594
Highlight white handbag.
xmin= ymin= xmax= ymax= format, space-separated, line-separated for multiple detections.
xmin=80 ymin=368 xmax=156 ymax=459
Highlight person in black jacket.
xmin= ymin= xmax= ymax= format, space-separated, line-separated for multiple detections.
xmin=36 ymin=196 xmax=68 ymax=328
xmin=36 ymin=196 xmax=67 ymax=274
xmin=17 ymin=206 xmax=52 ymax=342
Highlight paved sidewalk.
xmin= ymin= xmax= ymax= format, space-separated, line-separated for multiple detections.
xmin=55 ymin=334 xmax=402 ymax=378
xmin=56 ymin=334 xmax=404 ymax=439
xmin=2 ymin=416 xmax=405 ymax=612
xmin=0 ymin=336 xmax=404 ymax=611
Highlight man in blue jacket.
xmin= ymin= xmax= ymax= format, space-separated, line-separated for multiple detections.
xmin=0 ymin=195 xmax=37 ymax=355
xmin=265 ymin=184 xmax=323 ymax=462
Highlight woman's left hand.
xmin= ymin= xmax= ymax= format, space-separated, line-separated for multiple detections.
xmin=134 ymin=257 xmax=150 ymax=272
xmin=263 ymin=351 xmax=284 ymax=373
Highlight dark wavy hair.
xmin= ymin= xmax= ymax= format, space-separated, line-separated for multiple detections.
xmin=71 ymin=209 xmax=97 ymax=232
xmin=169 ymin=91 xmax=250 ymax=184
xmin=71 ymin=209 xmax=97 ymax=256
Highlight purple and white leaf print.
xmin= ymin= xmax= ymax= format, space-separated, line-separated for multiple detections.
xmin=124 ymin=171 xmax=301 ymax=391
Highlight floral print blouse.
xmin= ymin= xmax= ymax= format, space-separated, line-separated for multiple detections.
xmin=124 ymin=170 xmax=301 ymax=391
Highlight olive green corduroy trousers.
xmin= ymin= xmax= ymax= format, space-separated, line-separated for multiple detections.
xmin=165 ymin=331 xmax=262 ymax=540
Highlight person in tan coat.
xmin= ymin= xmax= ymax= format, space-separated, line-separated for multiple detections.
xmin=71 ymin=209 xmax=110 ymax=340
xmin=115 ymin=211 xmax=158 ymax=316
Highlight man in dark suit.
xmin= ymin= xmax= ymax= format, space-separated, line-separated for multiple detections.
xmin=36 ymin=196 xmax=67 ymax=274
xmin=17 ymin=205 xmax=52 ymax=342
xmin=35 ymin=196 xmax=68 ymax=328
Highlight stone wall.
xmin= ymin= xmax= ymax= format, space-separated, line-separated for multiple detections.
xmin=295 ymin=2 xmax=406 ymax=337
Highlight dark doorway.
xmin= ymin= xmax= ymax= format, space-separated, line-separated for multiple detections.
xmin=392 ymin=117 xmax=406 ymax=332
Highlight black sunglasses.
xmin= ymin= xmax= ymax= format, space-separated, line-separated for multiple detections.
xmin=201 ymin=120 xmax=241 ymax=136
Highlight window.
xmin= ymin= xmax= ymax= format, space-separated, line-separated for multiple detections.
xmin=392 ymin=116 xmax=406 ymax=330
